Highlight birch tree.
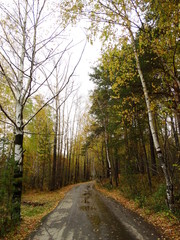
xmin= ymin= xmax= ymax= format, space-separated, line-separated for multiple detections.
xmin=0 ymin=0 xmax=83 ymax=220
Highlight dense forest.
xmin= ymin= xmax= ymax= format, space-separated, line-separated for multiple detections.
xmin=0 ymin=0 xmax=179 ymax=237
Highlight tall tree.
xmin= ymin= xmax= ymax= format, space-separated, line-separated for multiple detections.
xmin=0 ymin=0 xmax=84 ymax=220
xmin=61 ymin=0 xmax=177 ymax=210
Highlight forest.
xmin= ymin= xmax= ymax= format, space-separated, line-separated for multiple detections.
xmin=0 ymin=0 xmax=179 ymax=239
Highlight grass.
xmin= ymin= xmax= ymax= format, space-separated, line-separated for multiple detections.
xmin=3 ymin=185 xmax=74 ymax=240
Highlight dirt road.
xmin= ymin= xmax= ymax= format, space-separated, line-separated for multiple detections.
xmin=28 ymin=182 xmax=163 ymax=240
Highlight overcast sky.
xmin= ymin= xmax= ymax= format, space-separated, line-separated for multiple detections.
xmin=70 ymin=25 xmax=101 ymax=99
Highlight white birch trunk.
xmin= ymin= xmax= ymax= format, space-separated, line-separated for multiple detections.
xmin=14 ymin=102 xmax=23 ymax=168
xmin=12 ymin=100 xmax=24 ymax=220
xmin=128 ymin=25 xmax=174 ymax=211
xmin=104 ymin=125 xmax=112 ymax=187
xmin=12 ymin=0 xmax=28 ymax=220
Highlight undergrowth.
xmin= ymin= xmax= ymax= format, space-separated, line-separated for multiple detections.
xmin=98 ymin=174 xmax=180 ymax=240
xmin=102 ymin=174 xmax=180 ymax=219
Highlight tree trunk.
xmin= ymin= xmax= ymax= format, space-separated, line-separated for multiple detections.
xmin=173 ymin=80 xmax=180 ymax=132
xmin=51 ymin=108 xmax=58 ymax=190
xmin=128 ymin=25 xmax=174 ymax=210
xmin=171 ymin=116 xmax=180 ymax=150
xmin=101 ymin=143 xmax=106 ymax=178
xmin=114 ymin=147 xmax=119 ymax=187
xmin=104 ymin=128 xmax=112 ymax=187
xmin=12 ymin=102 xmax=24 ymax=221
xmin=149 ymin=125 xmax=157 ymax=176
xmin=139 ymin=125 xmax=152 ymax=190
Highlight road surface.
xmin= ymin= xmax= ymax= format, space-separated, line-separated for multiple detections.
xmin=28 ymin=182 xmax=163 ymax=240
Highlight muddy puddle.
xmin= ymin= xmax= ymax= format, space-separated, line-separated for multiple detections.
xmin=79 ymin=184 xmax=135 ymax=240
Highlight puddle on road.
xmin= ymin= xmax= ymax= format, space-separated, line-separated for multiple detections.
xmin=79 ymin=185 xmax=136 ymax=240
xmin=80 ymin=205 xmax=96 ymax=211
xmin=89 ymin=215 xmax=101 ymax=226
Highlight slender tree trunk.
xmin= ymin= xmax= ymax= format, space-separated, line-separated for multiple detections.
xmin=173 ymin=80 xmax=180 ymax=132
xmin=57 ymin=107 xmax=62 ymax=188
xmin=84 ymin=153 xmax=86 ymax=181
xmin=86 ymin=151 xmax=89 ymax=181
xmin=104 ymin=128 xmax=112 ymax=187
xmin=101 ymin=143 xmax=106 ymax=178
xmin=66 ymin=137 xmax=70 ymax=184
xmin=128 ymin=24 xmax=174 ymax=210
xmin=139 ymin=126 xmax=152 ymax=190
xmin=124 ymin=127 xmax=130 ymax=174
xmin=114 ymin=147 xmax=119 ymax=187
xmin=171 ymin=116 xmax=180 ymax=150
xmin=76 ymin=157 xmax=79 ymax=183
xmin=68 ymin=140 xmax=73 ymax=183
xmin=97 ymin=99 xmax=112 ymax=186
xmin=62 ymin=140 xmax=67 ymax=186
xmin=74 ymin=156 xmax=78 ymax=183
xmin=41 ymin=158 xmax=45 ymax=191
xmin=71 ymin=146 xmax=76 ymax=183
xmin=51 ymin=107 xmax=58 ymax=190
xmin=149 ymin=124 xmax=157 ymax=176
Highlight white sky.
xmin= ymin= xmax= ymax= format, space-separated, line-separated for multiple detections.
xmin=68 ymin=25 xmax=101 ymax=99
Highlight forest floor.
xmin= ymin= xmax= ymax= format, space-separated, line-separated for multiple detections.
xmin=3 ymin=185 xmax=74 ymax=240
xmin=2 ymin=181 xmax=180 ymax=240
xmin=95 ymin=183 xmax=180 ymax=240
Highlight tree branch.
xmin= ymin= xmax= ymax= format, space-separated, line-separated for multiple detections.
xmin=23 ymin=41 xmax=86 ymax=128
xmin=0 ymin=104 xmax=17 ymax=127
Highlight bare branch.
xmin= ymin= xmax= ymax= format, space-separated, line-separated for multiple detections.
xmin=0 ymin=119 xmax=14 ymax=127
xmin=0 ymin=63 xmax=17 ymax=99
xmin=23 ymin=41 xmax=86 ymax=128
xmin=0 ymin=104 xmax=16 ymax=127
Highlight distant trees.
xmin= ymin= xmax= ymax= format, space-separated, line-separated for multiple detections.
xmin=23 ymin=95 xmax=53 ymax=191
xmin=62 ymin=0 xmax=179 ymax=211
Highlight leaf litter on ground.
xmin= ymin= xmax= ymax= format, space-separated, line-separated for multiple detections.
xmin=3 ymin=185 xmax=74 ymax=240
xmin=95 ymin=183 xmax=180 ymax=240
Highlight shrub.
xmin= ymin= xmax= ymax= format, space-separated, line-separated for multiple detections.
xmin=148 ymin=184 xmax=168 ymax=212
xmin=0 ymin=156 xmax=16 ymax=237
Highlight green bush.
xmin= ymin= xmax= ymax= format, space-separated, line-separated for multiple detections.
xmin=134 ymin=195 xmax=147 ymax=208
xmin=0 ymin=156 xmax=16 ymax=237
xmin=103 ymin=182 xmax=113 ymax=190
xmin=148 ymin=184 xmax=168 ymax=212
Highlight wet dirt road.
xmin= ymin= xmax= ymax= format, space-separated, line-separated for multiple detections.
xmin=28 ymin=182 xmax=162 ymax=240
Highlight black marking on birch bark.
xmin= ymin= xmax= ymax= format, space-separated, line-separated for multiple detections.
xmin=157 ymin=149 xmax=162 ymax=157
xmin=14 ymin=169 xmax=23 ymax=178
xmin=15 ymin=134 xmax=23 ymax=145
xmin=12 ymin=165 xmax=22 ymax=220
xmin=14 ymin=161 xmax=23 ymax=177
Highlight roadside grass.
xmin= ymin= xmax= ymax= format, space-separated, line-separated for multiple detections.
xmin=3 ymin=185 xmax=73 ymax=240
xmin=96 ymin=179 xmax=180 ymax=240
